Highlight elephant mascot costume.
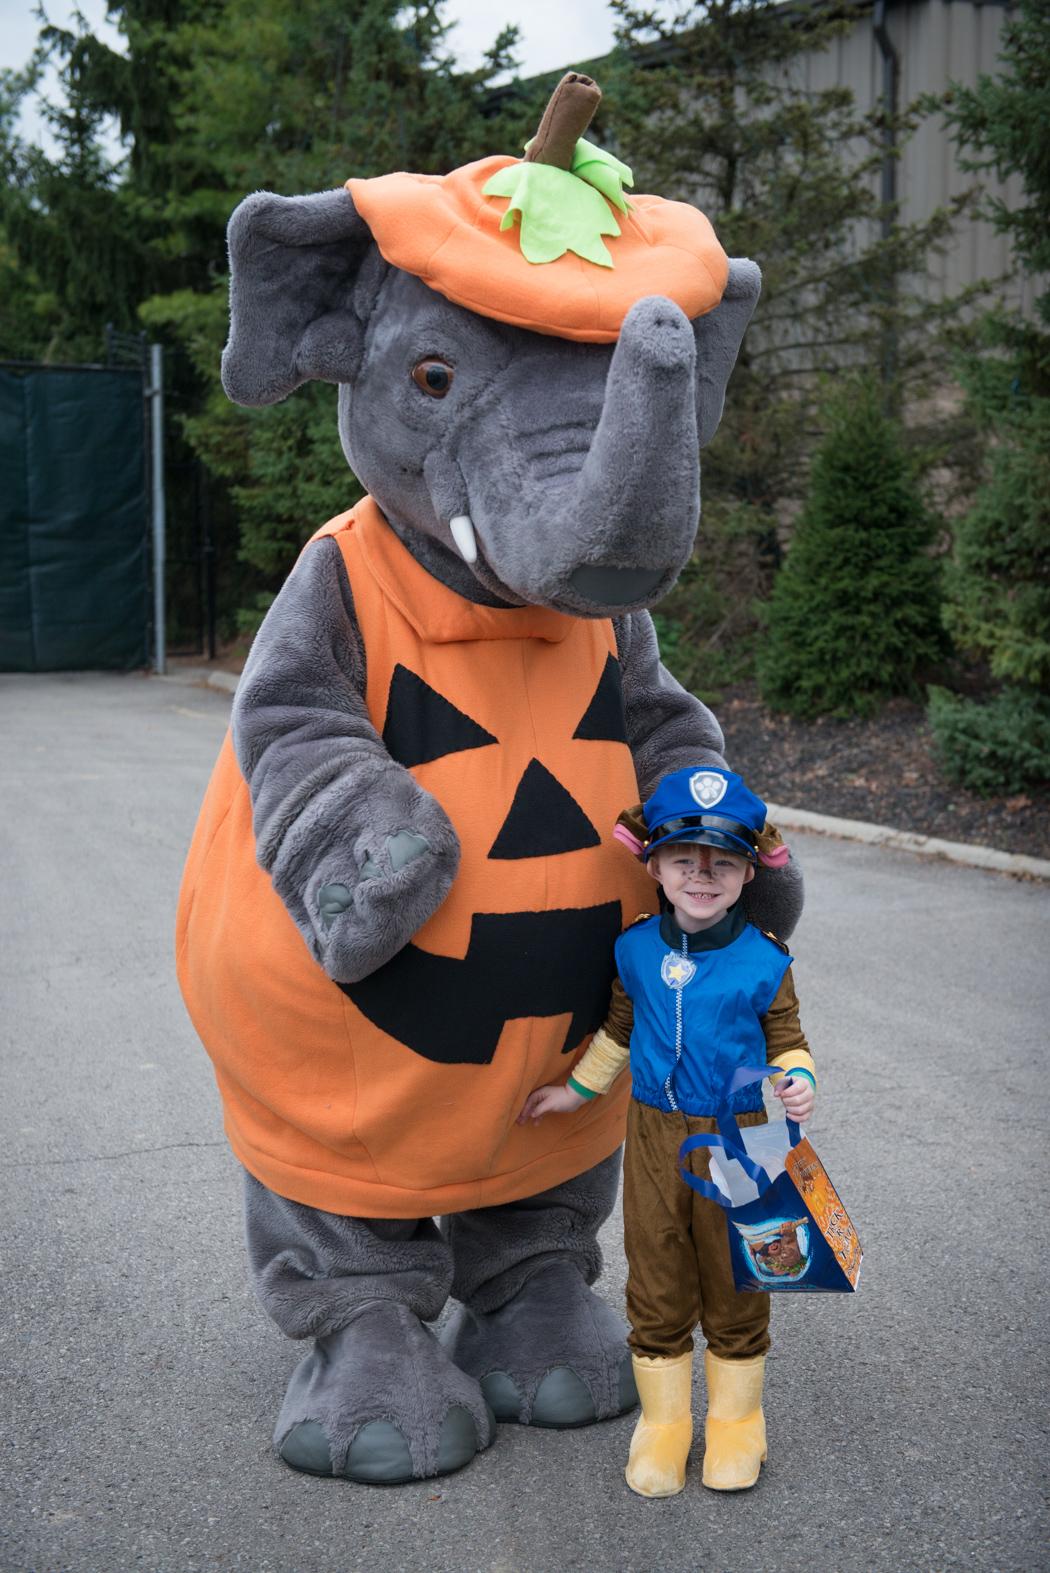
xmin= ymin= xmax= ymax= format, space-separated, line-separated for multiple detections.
xmin=177 ymin=74 xmax=803 ymax=1485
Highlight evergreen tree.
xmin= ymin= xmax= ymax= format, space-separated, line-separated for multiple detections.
xmin=603 ymin=0 xmax=976 ymax=691
xmin=0 ymin=2 xmax=218 ymax=359
xmin=0 ymin=63 xmax=61 ymax=360
xmin=1 ymin=67 xmax=138 ymax=360
xmin=755 ymin=378 xmax=943 ymax=718
xmin=927 ymin=0 xmax=1050 ymax=793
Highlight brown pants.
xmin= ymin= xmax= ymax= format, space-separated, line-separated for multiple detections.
xmin=623 ymin=1098 xmax=771 ymax=1361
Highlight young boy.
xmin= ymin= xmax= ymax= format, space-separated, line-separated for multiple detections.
xmin=520 ymin=766 xmax=816 ymax=1498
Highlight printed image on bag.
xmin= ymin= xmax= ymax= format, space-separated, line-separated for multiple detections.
xmin=733 ymin=1216 xmax=811 ymax=1284
xmin=679 ymin=1066 xmax=863 ymax=1295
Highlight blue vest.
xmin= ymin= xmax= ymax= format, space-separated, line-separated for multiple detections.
xmin=614 ymin=917 xmax=792 ymax=1117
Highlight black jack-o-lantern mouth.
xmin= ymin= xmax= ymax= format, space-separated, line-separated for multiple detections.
xmin=340 ymin=902 xmax=623 ymax=1065
xmin=338 ymin=655 xmax=632 ymax=1064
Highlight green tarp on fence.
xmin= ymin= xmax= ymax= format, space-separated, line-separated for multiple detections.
xmin=0 ymin=364 xmax=149 ymax=671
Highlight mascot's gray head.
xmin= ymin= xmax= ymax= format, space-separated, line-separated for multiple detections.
xmin=221 ymin=72 xmax=761 ymax=616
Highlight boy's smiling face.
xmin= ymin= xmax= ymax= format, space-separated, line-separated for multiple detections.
xmin=648 ymin=841 xmax=755 ymax=933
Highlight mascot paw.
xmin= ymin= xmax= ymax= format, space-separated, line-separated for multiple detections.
xmin=311 ymin=810 xmax=460 ymax=984
xmin=275 ymin=1300 xmax=494 ymax=1484
xmin=440 ymin=1261 xmax=638 ymax=1429
xmin=319 ymin=832 xmax=433 ymax=926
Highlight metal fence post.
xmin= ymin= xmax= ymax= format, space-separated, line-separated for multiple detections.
xmin=148 ymin=343 xmax=166 ymax=674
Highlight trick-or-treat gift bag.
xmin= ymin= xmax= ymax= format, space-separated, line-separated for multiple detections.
xmin=679 ymin=1066 xmax=863 ymax=1294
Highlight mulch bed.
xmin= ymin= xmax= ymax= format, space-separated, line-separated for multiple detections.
xmin=715 ymin=686 xmax=1050 ymax=862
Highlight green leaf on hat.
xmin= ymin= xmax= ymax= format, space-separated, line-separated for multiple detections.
xmin=570 ymin=138 xmax=634 ymax=214
xmin=482 ymin=138 xmax=635 ymax=268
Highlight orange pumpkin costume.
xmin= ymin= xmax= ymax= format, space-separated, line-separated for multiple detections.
xmin=177 ymin=498 xmax=652 ymax=1217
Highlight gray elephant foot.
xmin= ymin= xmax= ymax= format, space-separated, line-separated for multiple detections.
xmin=275 ymin=1300 xmax=494 ymax=1484
xmin=440 ymin=1261 xmax=638 ymax=1429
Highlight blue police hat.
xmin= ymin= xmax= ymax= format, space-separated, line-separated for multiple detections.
xmin=642 ymin=767 xmax=768 ymax=864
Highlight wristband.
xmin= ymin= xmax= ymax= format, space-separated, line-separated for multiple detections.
xmin=567 ymin=1075 xmax=599 ymax=1100
xmin=782 ymin=1067 xmax=816 ymax=1089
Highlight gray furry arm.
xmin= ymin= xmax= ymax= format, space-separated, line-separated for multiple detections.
xmin=614 ymin=610 xmax=727 ymax=797
xmin=232 ymin=538 xmax=459 ymax=982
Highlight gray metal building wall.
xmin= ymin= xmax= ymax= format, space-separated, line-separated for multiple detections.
xmin=790 ymin=0 xmax=1026 ymax=307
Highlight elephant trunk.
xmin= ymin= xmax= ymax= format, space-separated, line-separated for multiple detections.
xmin=455 ymin=296 xmax=702 ymax=616
xmin=566 ymin=296 xmax=700 ymax=589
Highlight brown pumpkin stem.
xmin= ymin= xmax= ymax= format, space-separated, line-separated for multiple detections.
xmin=524 ymin=72 xmax=601 ymax=170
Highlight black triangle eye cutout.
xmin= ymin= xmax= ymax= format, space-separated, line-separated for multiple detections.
xmin=383 ymin=665 xmax=497 ymax=768
xmin=489 ymin=759 xmax=602 ymax=859
xmin=572 ymin=654 xmax=628 ymax=743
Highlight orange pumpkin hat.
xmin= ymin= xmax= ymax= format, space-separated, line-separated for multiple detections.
xmin=347 ymin=73 xmax=729 ymax=344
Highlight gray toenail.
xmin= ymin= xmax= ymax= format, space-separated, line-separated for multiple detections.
xmin=435 ymin=1405 xmax=481 ymax=1472
xmin=531 ymin=1366 xmax=596 ymax=1428
xmin=279 ymin=1420 xmax=334 ymax=1476
xmin=481 ymin=1370 xmax=524 ymax=1422
xmin=345 ymin=1419 xmax=414 ymax=1484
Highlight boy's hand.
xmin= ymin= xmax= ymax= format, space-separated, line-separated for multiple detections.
xmin=518 ymin=1083 xmax=588 ymax=1123
xmin=774 ymin=1075 xmax=815 ymax=1123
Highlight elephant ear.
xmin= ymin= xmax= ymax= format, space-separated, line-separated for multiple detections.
xmin=222 ymin=189 xmax=375 ymax=407
xmin=693 ymin=258 xmax=762 ymax=448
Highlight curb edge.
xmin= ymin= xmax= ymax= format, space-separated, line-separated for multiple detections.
xmin=767 ymin=803 xmax=1050 ymax=883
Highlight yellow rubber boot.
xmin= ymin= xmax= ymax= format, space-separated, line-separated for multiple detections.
xmin=625 ymin=1352 xmax=694 ymax=1498
xmin=702 ymin=1351 xmax=767 ymax=1491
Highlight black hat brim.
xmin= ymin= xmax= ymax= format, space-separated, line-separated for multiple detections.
xmin=645 ymin=826 xmax=758 ymax=863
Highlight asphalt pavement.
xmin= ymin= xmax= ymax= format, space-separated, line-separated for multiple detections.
xmin=2 ymin=670 xmax=1047 ymax=1573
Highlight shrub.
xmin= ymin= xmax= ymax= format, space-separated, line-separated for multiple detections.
xmin=755 ymin=378 xmax=943 ymax=717
xmin=929 ymin=393 xmax=1050 ymax=797
xmin=928 ymin=685 xmax=1050 ymax=796
xmin=941 ymin=397 xmax=1050 ymax=690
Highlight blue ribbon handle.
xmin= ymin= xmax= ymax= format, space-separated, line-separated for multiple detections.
xmin=678 ymin=1130 xmax=762 ymax=1209
xmin=720 ymin=1063 xmax=803 ymax=1152
xmin=677 ymin=1064 xmax=803 ymax=1208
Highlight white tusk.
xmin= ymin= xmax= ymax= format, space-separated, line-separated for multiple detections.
xmin=450 ymin=514 xmax=478 ymax=565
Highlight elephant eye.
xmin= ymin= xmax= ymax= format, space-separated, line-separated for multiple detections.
xmin=412 ymin=358 xmax=454 ymax=398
